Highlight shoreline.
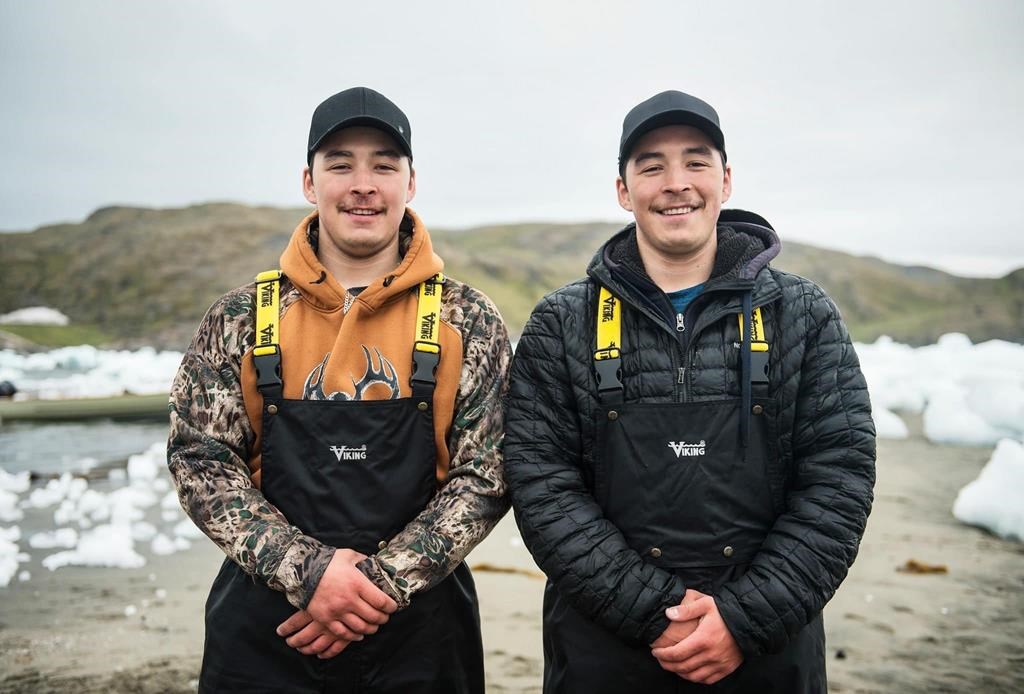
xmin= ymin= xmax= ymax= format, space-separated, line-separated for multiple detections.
xmin=2 ymin=416 xmax=1022 ymax=693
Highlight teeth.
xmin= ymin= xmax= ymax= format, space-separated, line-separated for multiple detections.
xmin=661 ymin=206 xmax=694 ymax=215
xmin=349 ymin=209 xmax=378 ymax=216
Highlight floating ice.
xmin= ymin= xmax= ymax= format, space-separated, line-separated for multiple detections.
xmin=0 ymin=306 xmax=69 ymax=326
xmin=0 ymin=525 xmax=28 ymax=587
xmin=0 ymin=489 xmax=24 ymax=522
xmin=126 ymin=442 xmax=165 ymax=483
xmin=29 ymin=528 xmax=78 ymax=549
xmin=0 ymin=470 xmax=31 ymax=494
xmin=0 ymin=345 xmax=182 ymax=399
xmin=151 ymin=533 xmax=190 ymax=555
xmin=42 ymin=524 xmax=145 ymax=570
xmin=953 ymin=439 xmax=1024 ymax=541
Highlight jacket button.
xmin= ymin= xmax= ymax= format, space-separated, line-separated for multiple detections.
xmin=266 ymin=404 xmax=278 ymax=415
xmin=608 ymin=410 xmax=619 ymax=421
xmin=649 ymin=547 xmax=662 ymax=558
xmin=751 ymin=404 xmax=764 ymax=415
xmin=378 ymin=540 xmax=387 ymax=550
xmin=417 ymin=401 xmax=429 ymax=412
xmin=723 ymin=546 xmax=734 ymax=558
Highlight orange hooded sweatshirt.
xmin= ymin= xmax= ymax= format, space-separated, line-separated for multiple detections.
xmin=239 ymin=209 xmax=463 ymax=488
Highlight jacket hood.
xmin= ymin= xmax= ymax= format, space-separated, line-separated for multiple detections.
xmin=588 ymin=209 xmax=782 ymax=300
xmin=280 ymin=207 xmax=444 ymax=312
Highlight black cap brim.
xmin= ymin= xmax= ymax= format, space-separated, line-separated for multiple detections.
xmin=307 ymin=116 xmax=412 ymax=165
xmin=619 ymin=110 xmax=726 ymax=167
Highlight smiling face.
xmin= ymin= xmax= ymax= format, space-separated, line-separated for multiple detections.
xmin=302 ymin=126 xmax=416 ymax=260
xmin=616 ymin=124 xmax=731 ymax=260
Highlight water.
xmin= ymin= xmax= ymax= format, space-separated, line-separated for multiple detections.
xmin=0 ymin=420 xmax=168 ymax=475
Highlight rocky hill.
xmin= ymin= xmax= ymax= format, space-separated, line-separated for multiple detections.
xmin=1 ymin=203 xmax=1021 ymax=348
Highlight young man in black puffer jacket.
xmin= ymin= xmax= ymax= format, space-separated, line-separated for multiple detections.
xmin=505 ymin=90 xmax=876 ymax=693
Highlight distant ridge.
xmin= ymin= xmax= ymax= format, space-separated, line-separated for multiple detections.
xmin=1 ymin=203 xmax=1021 ymax=349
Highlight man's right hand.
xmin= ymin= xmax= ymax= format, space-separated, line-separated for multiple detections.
xmin=649 ymin=589 xmax=704 ymax=648
xmin=305 ymin=548 xmax=398 ymax=639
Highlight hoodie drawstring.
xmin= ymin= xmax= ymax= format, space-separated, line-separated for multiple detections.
xmin=740 ymin=290 xmax=753 ymax=451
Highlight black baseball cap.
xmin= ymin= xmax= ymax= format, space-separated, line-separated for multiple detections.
xmin=618 ymin=91 xmax=726 ymax=173
xmin=307 ymin=87 xmax=412 ymax=165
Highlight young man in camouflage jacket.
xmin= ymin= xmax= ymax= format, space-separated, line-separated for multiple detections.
xmin=168 ymin=87 xmax=511 ymax=693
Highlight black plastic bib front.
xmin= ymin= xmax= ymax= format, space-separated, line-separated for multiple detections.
xmin=199 ymin=394 xmax=484 ymax=693
xmin=542 ymin=395 xmax=825 ymax=694
xmin=595 ymin=398 xmax=777 ymax=572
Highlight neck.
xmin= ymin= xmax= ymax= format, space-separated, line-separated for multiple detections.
xmin=317 ymin=232 xmax=402 ymax=290
xmin=636 ymin=228 xmax=717 ymax=293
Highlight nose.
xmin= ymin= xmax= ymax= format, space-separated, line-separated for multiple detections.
xmin=662 ymin=165 xmax=692 ymax=194
xmin=350 ymin=168 xmax=377 ymax=196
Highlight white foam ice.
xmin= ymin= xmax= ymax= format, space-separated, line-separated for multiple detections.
xmin=0 ymin=306 xmax=69 ymax=326
xmin=28 ymin=527 xmax=78 ymax=549
xmin=0 ymin=470 xmax=31 ymax=494
xmin=0 ymin=345 xmax=182 ymax=399
xmin=856 ymin=334 xmax=1024 ymax=445
xmin=0 ymin=489 xmax=24 ymax=522
xmin=42 ymin=523 xmax=145 ymax=570
xmin=871 ymin=407 xmax=908 ymax=439
xmin=0 ymin=525 xmax=29 ymax=587
xmin=953 ymin=439 xmax=1024 ymax=541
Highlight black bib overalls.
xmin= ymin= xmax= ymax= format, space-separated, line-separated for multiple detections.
xmin=543 ymin=294 xmax=825 ymax=693
xmin=199 ymin=342 xmax=485 ymax=692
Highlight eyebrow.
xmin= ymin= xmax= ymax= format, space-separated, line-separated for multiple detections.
xmin=322 ymin=148 xmax=403 ymax=161
xmin=632 ymin=145 xmax=714 ymax=166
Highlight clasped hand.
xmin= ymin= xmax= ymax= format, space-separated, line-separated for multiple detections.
xmin=649 ymin=588 xmax=743 ymax=685
xmin=276 ymin=548 xmax=397 ymax=659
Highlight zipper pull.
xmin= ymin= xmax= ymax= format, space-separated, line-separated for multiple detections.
xmin=678 ymin=367 xmax=685 ymax=384
xmin=676 ymin=313 xmax=686 ymax=332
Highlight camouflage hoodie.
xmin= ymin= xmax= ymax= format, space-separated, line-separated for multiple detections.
xmin=168 ymin=208 xmax=511 ymax=609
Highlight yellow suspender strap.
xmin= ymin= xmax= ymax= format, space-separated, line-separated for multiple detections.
xmin=594 ymin=285 xmax=623 ymax=401
xmin=254 ymin=270 xmax=281 ymax=355
xmin=737 ymin=306 xmax=769 ymax=352
xmin=411 ymin=273 xmax=445 ymax=400
xmin=595 ymin=286 xmax=621 ymax=360
xmin=253 ymin=270 xmax=283 ymax=396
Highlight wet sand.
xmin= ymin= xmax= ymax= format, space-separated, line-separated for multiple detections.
xmin=1 ymin=416 xmax=1022 ymax=692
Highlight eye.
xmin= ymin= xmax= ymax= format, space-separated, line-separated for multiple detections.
xmin=640 ymin=165 xmax=663 ymax=175
xmin=687 ymin=161 xmax=710 ymax=169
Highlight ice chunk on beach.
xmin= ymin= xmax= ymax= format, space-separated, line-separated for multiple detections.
xmin=856 ymin=334 xmax=1024 ymax=446
xmin=0 ymin=489 xmax=24 ymax=522
xmin=127 ymin=442 xmax=165 ymax=483
xmin=953 ymin=439 xmax=1024 ymax=541
xmin=0 ymin=525 xmax=27 ymax=587
xmin=173 ymin=518 xmax=204 ymax=540
xmin=42 ymin=523 xmax=145 ymax=570
xmin=151 ymin=533 xmax=190 ymax=555
xmin=0 ymin=470 xmax=31 ymax=494
xmin=0 ymin=306 xmax=69 ymax=325
xmin=924 ymin=390 xmax=1006 ymax=446
xmin=872 ymin=407 xmax=908 ymax=439
xmin=29 ymin=527 xmax=78 ymax=549
xmin=27 ymin=473 xmax=86 ymax=509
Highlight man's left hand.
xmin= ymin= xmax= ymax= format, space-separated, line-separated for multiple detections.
xmin=650 ymin=594 xmax=743 ymax=684
xmin=277 ymin=609 xmax=357 ymax=659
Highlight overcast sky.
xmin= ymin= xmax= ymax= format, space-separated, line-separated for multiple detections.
xmin=2 ymin=0 xmax=1022 ymax=276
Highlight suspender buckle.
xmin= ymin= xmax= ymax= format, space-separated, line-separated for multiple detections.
xmin=411 ymin=342 xmax=441 ymax=397
xmin=750 ymin=347 xmax=769 ymax=384
xmin=253 ymin=345 xmax=283 ymax=394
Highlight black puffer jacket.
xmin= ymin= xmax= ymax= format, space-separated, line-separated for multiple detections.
xmin=505 ymin=210 xmax=876 ymax=655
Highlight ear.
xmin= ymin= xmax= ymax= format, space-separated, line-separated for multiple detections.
xmin=302 ymin=166 xmax=317 ymax=205
xmin=406 ymin=165 xmax=417 ymax=204
xmin=721 ymin=164 xmax=733 ymax=204
xmin=615 ymin=176 xmax=633 ymax=212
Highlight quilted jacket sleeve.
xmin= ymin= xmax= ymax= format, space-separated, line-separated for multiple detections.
xmin=714 ymin=284 xmax=876 ymax=656
xmin=505 ymin=292 xmax=687 ymax=645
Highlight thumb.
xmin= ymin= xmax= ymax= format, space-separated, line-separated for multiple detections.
xmin=666 ymin=596 xmax=711 ymax=622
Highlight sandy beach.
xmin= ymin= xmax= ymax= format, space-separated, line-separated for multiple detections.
xmin=1 ymin=414 xmax=1022 ymax=693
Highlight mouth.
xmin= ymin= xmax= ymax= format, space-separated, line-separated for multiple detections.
xmin=656 ymin=204 xmax=702 ymax=217
xmin=343 ymin=207 xmax=384 ymax=218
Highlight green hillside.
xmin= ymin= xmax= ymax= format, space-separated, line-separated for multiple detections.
xmin=1 ymin=203 xmax=1021 ymax=348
